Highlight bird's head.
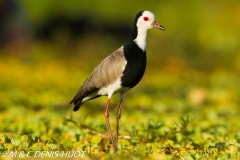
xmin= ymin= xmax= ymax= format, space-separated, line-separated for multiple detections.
xmin=136 ymin=10 xmax=165 ymax=31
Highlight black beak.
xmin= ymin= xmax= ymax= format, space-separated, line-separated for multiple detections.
xmin=159 ymin=25 xmax=165 ymax=31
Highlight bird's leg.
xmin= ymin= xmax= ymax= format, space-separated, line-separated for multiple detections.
xmin=104 ymin=98 xmax=115 ymax=148
xmin=115 ymin=98 xmax=123 ymax=149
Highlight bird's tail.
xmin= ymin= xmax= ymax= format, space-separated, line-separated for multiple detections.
xmin=70 ymin=99 xmax=83 ymax=111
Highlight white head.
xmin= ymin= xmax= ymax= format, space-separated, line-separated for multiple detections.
xmin=137 ymin=11 xmax=156 ymax=30
xmin=133 ymin=10 xmax=164 ymax=51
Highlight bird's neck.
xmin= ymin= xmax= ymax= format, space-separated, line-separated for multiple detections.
xmin=133 ymin=28 xmax=147 ymax=51
xmin=130 ymin=26 xmax=148 ymax=51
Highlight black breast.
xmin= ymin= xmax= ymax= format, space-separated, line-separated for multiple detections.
xmin=121 ymin=42 xmax=146 ymax=88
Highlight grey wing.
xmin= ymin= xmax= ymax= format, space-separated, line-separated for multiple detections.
xmin=70 ymin=74 xmax=99 ymax=111
xmin=70 ymin=46 xmax=126 ymax=111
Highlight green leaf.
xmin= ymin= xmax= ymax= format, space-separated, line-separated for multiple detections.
xmin=60 ymin=140 xmax=72 ymax=148
xmin=11 ymin=138 xmax=22 ymax=146
xmin=0 ymin=143 xmax=4 ymax=150
xmin=46 ymin=143 xmax=59 ymax=150
xmin=21 ymin=135 xmax=29 ymax=142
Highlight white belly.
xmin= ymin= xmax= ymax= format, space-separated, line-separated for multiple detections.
xmin=98 ymin=78 xmax=129 ymax=98
xmin=82 ymin=78 xmax=130 ymax=103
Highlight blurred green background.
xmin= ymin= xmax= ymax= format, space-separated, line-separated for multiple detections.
xmin=0 ymin=0 xmax=240 ymax=158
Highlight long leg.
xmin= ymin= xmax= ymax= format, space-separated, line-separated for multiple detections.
xmin=104 ymin=98 xmax=115 ymax=148
xmin=115 ymin=98 xmax=124 ymax=149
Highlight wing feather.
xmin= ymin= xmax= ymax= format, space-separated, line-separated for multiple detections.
xmin=70 ymin=46 xmax=126 ymax=111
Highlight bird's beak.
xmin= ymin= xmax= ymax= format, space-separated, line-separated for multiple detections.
xmin=152 ymin=21 xmax=165 ymax=31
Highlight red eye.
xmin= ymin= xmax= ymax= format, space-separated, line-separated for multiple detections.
xmin=143 ymin=17 xmax=149 ymax=21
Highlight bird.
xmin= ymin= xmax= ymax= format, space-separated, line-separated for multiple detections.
xmin=70 ymin=10 xmax=165 ymax=149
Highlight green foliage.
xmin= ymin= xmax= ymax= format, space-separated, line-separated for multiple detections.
xmin=0 ymin=51 xmax=240 ymax=159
